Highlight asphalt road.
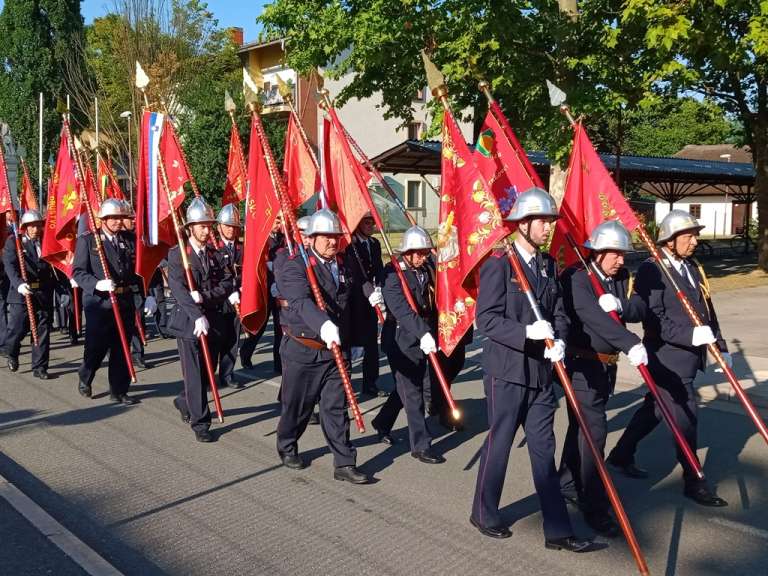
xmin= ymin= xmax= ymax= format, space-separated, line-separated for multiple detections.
xmin=1 ymin=286 xmax=767 ymax=576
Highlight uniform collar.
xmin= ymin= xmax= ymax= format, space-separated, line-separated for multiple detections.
xmin=189 ymin=237 xmax=206 ymax=254
xmin=102 ymin=230 xmax=118 ymax=244
xmin=662 ymin=248 xmax=687 ymax=273
xmin=514 ymin=239 xmax=536 ymax=266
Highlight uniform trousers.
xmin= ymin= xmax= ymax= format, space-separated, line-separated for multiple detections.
xmin=6 ymin=303 xmax=51 ymax=370
xmin=559 ymin=359 xmax=615 ymax=515
xmin=175 ymin=335 xmax=221 ymax=432
xmin=371 ymin=348 xmax=431 ymax=452
xmin=77 ymin=296 xmax=134 ymax=395
xmin=240 ymin=298 xmax=282 ymax=372
xmin=610 ymin=357 xmax=700 ymax=487
xmin=276 ymin=338 xmax=355 ymax=467
xmin=217 ymin=311 xmax=239 ymax=385
xmin=0 ymin=284 xmax=8 ymax=353
xmin=472 ymin=375 xmax=572 ymax=539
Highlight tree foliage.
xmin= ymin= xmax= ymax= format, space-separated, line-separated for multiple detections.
xmin=0 ymin=0 xmax=86 ymax=187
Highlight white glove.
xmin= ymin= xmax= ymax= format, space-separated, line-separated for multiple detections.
xmin=143 ymin=296 xmax=157 ymax=316
xmin=368 ymin=287 xmax=384 ymax=308
xmin=69 ymin=278 xmax=78 ymax=288
xmin=17 ymin=283 xmax=32 ymax=296
xmin=598 ymin=293 xmax=621 ymax=314
xmin=189 ymin=290 xmax=202 ymax=304
xmin=228 ymin=291 xmax=240 ymax=305
xmin=419 ymin=332 xmax=437 ymax=355
xmin=544 ymin=339 xmax=565 ymax=363
xmin=525 ymin=319 xmax=554 ymax=341
xmin=627 ymin=343 xmax=648 ymax=367
xmin=193 ymin=316 xmax=209 ymax=338
xmin=320 ymin=320 xmax=341 ymax=349
xmin=270 ymin=283 xmax=279 ymax=298
xmin=267 ymin=261 xmax=274 ymax=272
xmin=692 ymin=325 xmax=716 ymax=347
xmin=95 ymin=279 xmax=115 ymax=292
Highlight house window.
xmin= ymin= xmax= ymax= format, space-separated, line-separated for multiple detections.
xmin=413 ymin=87 xmax=427 ymax=102
xmin=406 ymin=181 xmax=422 ymax=209
xmin=689 ymin=204 xmax=701 ymax=219
xmin=407 ymin=122 xmax=423 ymax=140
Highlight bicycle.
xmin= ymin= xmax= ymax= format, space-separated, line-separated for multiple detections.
xmin=729 ymin=230 xmax=758 ymax=252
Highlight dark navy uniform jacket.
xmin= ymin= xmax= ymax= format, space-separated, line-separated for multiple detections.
xmin=380 ymin=259 xmax=435 ymax=364
xmin=561 ymin=264 xmax=645 ymax=356
xmin=2 ymin=234 xmax=55 ymax=306
xmin=476 ymin=247 xmax=567 ymax=388
xmin=277 ymin=247 xmax=352 ymax=362
xmin=635 ymin=256 xmax=727 ymax=381
xmin=166 ymin=243 xmax=234 ymax=340
xmin=346 ymin=235 xmax=384 ymax=347
xmin=218 ymin=239 xmax=242 ymax=314
xmin=73 ymin=230 xmax=139 ymax=306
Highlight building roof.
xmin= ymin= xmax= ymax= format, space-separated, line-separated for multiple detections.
xmin=236 ymin=38 xmax=285 ymax=55
xmin=673 ymin=144 xmax=752 ymax=164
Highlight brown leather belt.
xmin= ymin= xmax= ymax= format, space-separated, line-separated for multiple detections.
xmin=276 ymin=298 xmax=289 ymax=309
xmin=28 ymin=282 xmax=40 ymax=289
xmin=567 ymin=347 xmax=620 ymax=365
xmin=282 ymin=327 xmax=324 ymax=350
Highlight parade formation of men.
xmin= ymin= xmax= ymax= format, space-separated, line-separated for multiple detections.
xmin=2 ymin=130 xmax=753 ymax=568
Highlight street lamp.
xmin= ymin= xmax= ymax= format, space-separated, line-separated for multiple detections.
xmin=719 ymin=153 xmax=732 ymax=239
xmin=120 ymin=110 xmax=134 ymax=203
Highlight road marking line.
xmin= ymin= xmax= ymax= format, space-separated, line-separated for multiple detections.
xmin=0 ymin=476 xmax=124 ymax=576
xmin=709 ymin=517 xmax=768 ymax=540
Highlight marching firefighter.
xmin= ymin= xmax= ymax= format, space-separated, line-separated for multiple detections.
xmin=558 ymin=220 xmax=648 ymax=537
xmin=275 ymin=209 xmax=370 ymax=483
xmin=73 ymin=198 xmax=139 ymax=404
xmin=167 ymin=198 xmax=235 ymax=442
xmin=347 ymin=212 xmax=387 ymax=397
xmin=370 ymin=225 xmax=444 ymax=464
xmin=216 ymin=203 xmax=243 ymax=389
xmin=2 ymin=209 xmax=55 ymax=379
xmin=470 ymin=188 xmax=591 ymax=552
xmin=608 ymin=210 xmax=729 ymax=507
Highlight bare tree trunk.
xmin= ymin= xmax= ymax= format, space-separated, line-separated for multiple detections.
xmin=755 ymin=117 xmax=768 ymax=271
xmin=558 ymin=0 xmax=579 ymax=21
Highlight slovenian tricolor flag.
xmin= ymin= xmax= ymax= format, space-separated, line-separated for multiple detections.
xmin=146 ymin=111 xmax=165 ymax=246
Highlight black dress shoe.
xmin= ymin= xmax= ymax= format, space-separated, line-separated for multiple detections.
xmin=68 ymin=336 xmax=78 ymax=346
xmin=78 ymin=382 xmax=92 ymax=398
xmin=241 ymin=357 xmax=253 ymax=370
xmin=33 ymin=369 xmax=50 ymax=380
xmin=7 ymin=357 xmax=18 ymax=372
xmin=606 ymin=455 xmax=648 ymax=479
xmin=585 ymin=512 xmax=620 ymax=538
xmin=411 ymin=450 xmax=445 ymax=464
xmin=377 ymin=390 xmax=389 ymax=398
xmin=376 ymin=431 xmax=397 ymax=445
xmin=195 ymin=429 xmax=215 ymax=443
xmin=684 ymin=485 xmax=728 ymax=507
xmin=133 ymin=356 xmax=148 ymax=369
xmin=333 ymin=465 xmax=371 ymax=484
xmin=440 ymin=415 xmax=465 ymax=432
xmin=173 ymin=398 xmax=190 ymax=423
xmin=545 ymin=536 xmax=594 ymax=552
xmin=308 ymin=411 xmax=320 ymax=425
xmin=110 ymin=394 xmax=139 ymax=405
xmin=469 ymin=516 xmax=512 ymax=539
xmin=280 ymin=453 xmax=306 ymax=470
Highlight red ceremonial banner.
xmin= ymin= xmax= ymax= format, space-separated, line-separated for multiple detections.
xmin=549 ymin=121 xmax=640 ymax=269
xmin=283 ymin=114 xmax=319 ymax=207
xmin=240 ymin=114 xmax=280 ymax=334
xmin=222 ymin=123 xmax=247 ymax=206
xmin=437 ymin=111 xmax=508 ymax=355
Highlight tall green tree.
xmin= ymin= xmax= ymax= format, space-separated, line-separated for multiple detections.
xmin=619 ymin=0 xmax=768 ymax=270
xmin=0 ymin=0 xmax=86 ymax=187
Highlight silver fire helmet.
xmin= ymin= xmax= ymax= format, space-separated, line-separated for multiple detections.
xmin=296 ymin=215 xmax=311 ymax=233
xmin=217 ymin=203 xmax=242 ymax=227
xmin=120 ymin=199 xmax=135 ymax=218
xmin=99 ymin=198 xmax=128 ymax=219
xmin=184 ymin=197 xmax=216 ymax=226
xmin=398 ymin=225 xmax=433 ymax=253
xmin=504 ymin=187 xmax=559 ymax=222
xmin=584 ymin=220 xmax=633 ymax=252
xmin=306 ymin=209 xmax=343 ymax=236
xmin=656 ymin=209 xmax=705 ymax=244
xmin=20 ymin=209 xmax=45 ymax=227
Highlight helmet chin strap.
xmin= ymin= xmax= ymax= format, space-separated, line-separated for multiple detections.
xmin=518 ymin=218 xmax=538 ymax=250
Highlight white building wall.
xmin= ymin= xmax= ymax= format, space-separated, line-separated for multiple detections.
xmin=655 ymin=196 xmax=758 ymax=238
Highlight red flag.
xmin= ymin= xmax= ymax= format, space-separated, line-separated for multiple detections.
xmin=97 ymin=155 xmax=125 ymax=201
xmin=222 ymin=123 xmax=247 ymax=206
xmin=240 ymin=115 xmax=279 ymax=333
xmin=549 ymin=121 xmax=640 ymax=269
xmin=19 ymin=159 xmax=39 ymax=212
xmin=82 ymin=159 xmax=102 ymax=231
xmin=41 ymin=128 xmax=80 ymax=276
xmin=135 ymin=111 xmax=189 ymax=291
xmin=51 ymin=123 xmax=81 ymax=239
xmin=283 ymin=114 xmax=319 ymax=207
xmin=474 ymin=109 xmax=543 ymax=220
xmin=436 ymin=111 xmax=508 ymax=355
xmin=322 ymin=110 xmax=371 ymax=239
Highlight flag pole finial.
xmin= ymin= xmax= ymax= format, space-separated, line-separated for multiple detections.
xmin=421 ymin=50 xmax=449 ymax=108
xmin=546 ymin=80 xmax=576 ymax=126
xmin=224 ymin=90 xmax=236 ymax=114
